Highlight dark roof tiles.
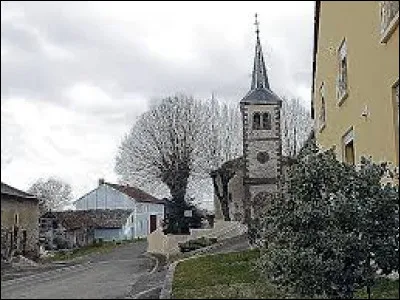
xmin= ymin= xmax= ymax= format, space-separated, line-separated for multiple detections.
xmin=1 ymin=182 xmax=38 ymax=200
xmin=240 ymin=88 xmax=282 ymax=104
xmin=44 ymin=209 xmax=133 ymax=230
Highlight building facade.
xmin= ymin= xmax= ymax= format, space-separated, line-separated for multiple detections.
xmin=212 ymin=156 xmax=294 ymax=223
xmin=211 ymin=157 xmax=245 ymax=222
xmin=311 ymin=1 xmax=399 ymax=168
xmin=240 ymin=16 xmax=283 ymax=223
xmin=40 ymin=209 xmax=134 ymax=249
xmin=74 ymin=179 xmax=165 ymax=238
xmin=1 ymin=182 xmax=39 ymax=259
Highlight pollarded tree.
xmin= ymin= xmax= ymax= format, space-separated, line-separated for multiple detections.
xmin=28 ymin=177 xmax=73 ymax=213
xmin=115 ymin=94 xmax=242 ymax=212
xmin=116 ymin=95 xmax=205 ymax=206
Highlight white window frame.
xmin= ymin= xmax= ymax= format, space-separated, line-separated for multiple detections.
xmin=380 ymin=1 xmax=399 ymax=43
xmin=319 ymin=82 xmax=326 ymax=132
xmin=337 ymin=39 xmax=349 ymax=105
xmin=342 ymin=127 xmax=355 ymax=164
xmin=394 ymin=81 xmax=399 ymax=162
xmin=394 ymin=81 xmax=399 ymax=125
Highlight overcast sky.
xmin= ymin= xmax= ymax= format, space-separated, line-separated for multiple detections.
xmin=1 ymin=1 xmax=314 ymax=204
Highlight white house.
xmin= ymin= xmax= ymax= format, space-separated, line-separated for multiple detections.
xmin=74 ymin=179 xmax=165 ymax=239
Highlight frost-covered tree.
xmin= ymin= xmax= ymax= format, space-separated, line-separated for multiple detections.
xmin=115 ymin=94 xmax=242 ymax=227
xmin=28 ymin=177 xmax=73 ymax=213
xmin=255 ymin=140 xmax=399 ymax=299
xmin=281 ymin=97 xmax=313 ymax=157
xmin=203 ymin=95 xmax=243 ymax=171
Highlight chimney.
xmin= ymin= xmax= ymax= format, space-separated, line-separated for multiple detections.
xmin=99 ymin=178 xmax=105 ymax=186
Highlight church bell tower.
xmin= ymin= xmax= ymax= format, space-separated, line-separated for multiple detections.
xmin=240 ymin=14 xmax=283 ymax=223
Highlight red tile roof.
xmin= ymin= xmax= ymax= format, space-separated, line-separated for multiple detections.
xmin=105 ymin=182 xmax=165 ymax=205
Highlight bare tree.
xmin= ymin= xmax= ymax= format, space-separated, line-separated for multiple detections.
xmin=115 ymin=94 xmax=242 ymax=208
xmin=28 ymin=177 xmax=73 ymax=213
xmin=281 ymin=97 xmax=313 ymax=157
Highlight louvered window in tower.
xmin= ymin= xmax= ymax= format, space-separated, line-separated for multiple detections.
xmin=262 ymin=112 xmax=271 ymax=130
xmin=253 ymin=113 xmax=261 ymax=130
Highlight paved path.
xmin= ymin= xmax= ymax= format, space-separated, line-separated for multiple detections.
xmin=1 ymin=241 xmax=164 ymax=299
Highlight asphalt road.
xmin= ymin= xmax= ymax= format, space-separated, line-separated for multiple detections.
xmin=1 ymin=241 xmax=165 ymax=299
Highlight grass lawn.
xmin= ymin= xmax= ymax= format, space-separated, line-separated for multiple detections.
xmin=172 ymin=249 xmax=399 ymax=299
xmin=354 ymin=277 xmax=399 ymax=299
xmin=172 ymin=249 xmax=287 ymax=299
xmin=44 ymin=238 xmax=143 ymax=262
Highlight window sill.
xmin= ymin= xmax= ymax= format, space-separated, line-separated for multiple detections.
xmin=337 ymin=91 xmax=349 ymax=106
xmin=380 ymin=11 xmax=399 ymax=44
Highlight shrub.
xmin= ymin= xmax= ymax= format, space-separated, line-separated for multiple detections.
xmin=255 ymin=141 xmax=399 ymax=299
xmin=178 ymin=237 xmax=218 ymax=253
xmin=53 ymin=236 xmax=69 ymax=250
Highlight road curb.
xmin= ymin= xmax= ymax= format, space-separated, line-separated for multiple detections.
xmin=159 ymin=236 xmax=251 ymax=299
xmin=159 ymin=254 xmax=219 ymax=299
xmin=143 ymin=253 xmax=159 ymax=275
xmin=159 ymin=261 xmax=178 ymax=299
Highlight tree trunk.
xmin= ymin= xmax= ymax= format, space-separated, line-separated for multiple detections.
xmin=165 ymin=171 xmax=190 ymax=234
xmin=211 ymin=172 xmax=232 ymax=221
xmin=220 ymin=178 xmax=231 ymax=221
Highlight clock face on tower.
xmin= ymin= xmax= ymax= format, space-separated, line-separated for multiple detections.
xmin=256 ymin=151 xmax=270 ymax=164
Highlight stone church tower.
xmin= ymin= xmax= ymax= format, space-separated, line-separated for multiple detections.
xmin=240 ymin=15 xmax=283 ymax=223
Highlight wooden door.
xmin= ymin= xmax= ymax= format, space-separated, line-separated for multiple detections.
xmin=149 ymin=215 xmax=157 ymax=233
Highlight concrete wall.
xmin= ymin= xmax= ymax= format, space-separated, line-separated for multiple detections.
xmin=313 ymin=1 xmax=399 ymax=166
xmin=1 ymin=195 xmax=39 ymax=258
xmin=147 ymin=221 xmax=248 ymax=258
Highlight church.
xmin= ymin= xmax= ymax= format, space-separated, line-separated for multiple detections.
xmin=211 ymin=15 xmax=292 ymax=224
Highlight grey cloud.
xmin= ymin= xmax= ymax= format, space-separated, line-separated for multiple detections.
xmin=1 ymin=1 xmax=314 ymax=200
xmin=2 ymin=1 xmax=313 ymax=113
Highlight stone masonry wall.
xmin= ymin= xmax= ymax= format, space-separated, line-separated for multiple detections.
xmin=1 ymin=196 xmax=39 ymax=258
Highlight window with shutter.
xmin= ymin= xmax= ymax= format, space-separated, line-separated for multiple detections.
xmin=337 ymin=39 xmax=348 ymax=104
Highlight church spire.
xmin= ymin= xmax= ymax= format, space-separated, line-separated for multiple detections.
xmin=251 ymin=13 xmax=270 ymax=90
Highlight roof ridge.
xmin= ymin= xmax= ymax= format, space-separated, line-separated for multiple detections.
xmin=106 ymin=182 xmax=158 ymax=198
xmin=1 ymin=181 xmax=37 ymax=199
xmin=104 ymin=182 xmax=164 ymax=204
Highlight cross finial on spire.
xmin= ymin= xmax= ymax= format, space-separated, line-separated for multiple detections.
xmin=254 ymin=13 xmax=260 ymax=38
xmin=250 ymin=13 xmax=270 ymax=90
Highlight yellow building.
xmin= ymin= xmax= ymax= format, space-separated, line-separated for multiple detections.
xmin=311 ymin=1 xmax=399 ymax=167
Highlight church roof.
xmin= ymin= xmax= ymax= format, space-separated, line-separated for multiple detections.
xmin=241 ymin=14 xmax=282 ymax=105
xmin=240 ymin=88 xmax=281 ymax=105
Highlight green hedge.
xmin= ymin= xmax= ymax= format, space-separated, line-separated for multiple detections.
xmin=178 ymin=237 xmax=218 ymax=253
